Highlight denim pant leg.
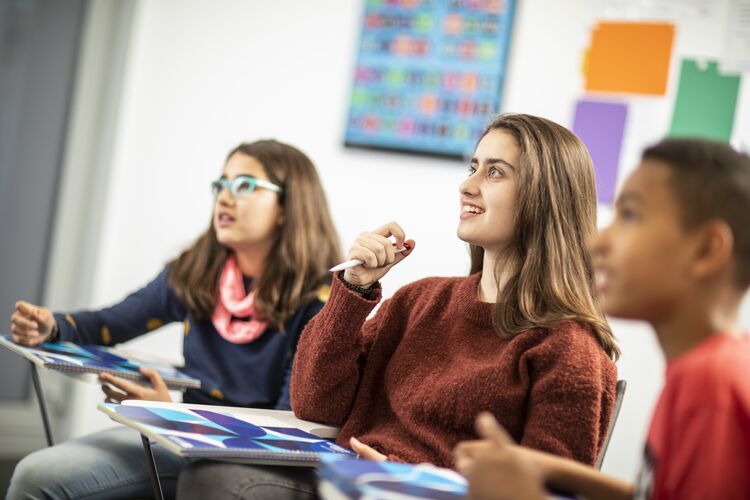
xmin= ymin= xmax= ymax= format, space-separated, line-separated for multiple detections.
xmin=176 ymin=461 xmax=317 ymax=500
xmin=7 ymin=426 xmax=190 ymax=500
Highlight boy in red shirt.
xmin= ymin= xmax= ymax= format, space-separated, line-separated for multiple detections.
xmin=454 ymin=138 xmax=750 ymax=500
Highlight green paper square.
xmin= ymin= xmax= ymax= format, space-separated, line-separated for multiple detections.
xmin=669 ymin=59 xmax=741 ymax=142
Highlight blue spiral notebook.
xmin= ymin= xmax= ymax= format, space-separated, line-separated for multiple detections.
xmin=317 ymin=456 xmax=467 ymax=499
xmin=0 ymin=335 xmax=200 ymax=389
xmin=317 ymin=456 xmax=578 ymax=499
xmin=98 ymin=402 xmax=355 ymax=466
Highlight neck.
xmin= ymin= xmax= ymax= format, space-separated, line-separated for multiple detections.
xmin=478 ymin=249 xmax=514 ymax=303
xmin=233 ymin=243 xmax=272 ymax=278
xmin=651 ymin=286 xmax=743 ymax=360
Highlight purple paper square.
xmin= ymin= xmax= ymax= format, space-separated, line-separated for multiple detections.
xmin=572 ymin=100 xmax=628 ymax=204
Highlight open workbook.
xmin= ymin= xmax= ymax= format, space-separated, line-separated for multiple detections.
xmin=98 ymin=400 xmax=353 ymax=466
xmin=0 ymin=335 xmax=200 ymax=390
xmin=317 ymin=455 xmax=468 ymax=499
xmin=317 ymin=456 xmax=577 ymax=500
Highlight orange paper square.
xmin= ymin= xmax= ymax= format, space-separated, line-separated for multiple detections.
xmin=585 ymin=22 xmax=675 ymax=95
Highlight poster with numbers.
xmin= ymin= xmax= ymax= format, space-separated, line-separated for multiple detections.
xmin=344 ymin=0 xmax=517 ymax=159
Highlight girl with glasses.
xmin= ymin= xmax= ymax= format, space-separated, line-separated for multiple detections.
xmin=8 ymin=139 xmax=342 ymax=499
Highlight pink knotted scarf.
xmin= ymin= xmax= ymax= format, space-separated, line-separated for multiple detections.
xmin=212 ymin=255 xmax=269 ymax=344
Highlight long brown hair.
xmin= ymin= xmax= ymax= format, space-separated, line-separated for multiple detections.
xmin=168 ymin=140 xmax=342 ymax=328
xmin=469 ymin=114 xmax=619 ymax=359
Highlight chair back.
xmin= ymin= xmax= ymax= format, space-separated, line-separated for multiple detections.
xmin=595 ymin=379 xmax=627 ymax=470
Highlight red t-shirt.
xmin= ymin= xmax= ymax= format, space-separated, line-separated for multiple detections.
xmin=634 ymin=334 xmax=750 ymax=500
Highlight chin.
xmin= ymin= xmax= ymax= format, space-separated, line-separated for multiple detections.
xmin=601 ymin=299 xmax=642 ymax=320
xmin=456 ymin=228 xmax=476 ymax=245
xmin=215 ymin=233 xmax=235 ymax=248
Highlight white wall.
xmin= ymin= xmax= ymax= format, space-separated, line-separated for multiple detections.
xmin=62 ymin=0 xmax=750 ymax=482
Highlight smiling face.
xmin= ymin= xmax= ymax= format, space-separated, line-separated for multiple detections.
xmin=213 ymin=152 xmax=284 ymax=252
xmin=590 ymin=160 xmax=696 ymax=321
xmin=457 ymin=129 xmax=520 ymax=254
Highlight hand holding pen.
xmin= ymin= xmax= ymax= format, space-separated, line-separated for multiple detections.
xmin=332 ymin=221 xmax=415 ymax=288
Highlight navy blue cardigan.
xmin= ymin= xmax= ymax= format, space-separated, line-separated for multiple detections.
xmin=53 ymin=267 xmax=326 ymax=409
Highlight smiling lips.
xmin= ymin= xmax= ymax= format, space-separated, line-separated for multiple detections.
xmin=594 ymin=267 xmax=609 ymax=293
xmin=461 ymin=202 xmax=485 ymax=219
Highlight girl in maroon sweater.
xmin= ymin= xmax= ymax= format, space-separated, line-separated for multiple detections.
xmin=176 ymin=114 xmax=619 ymax=500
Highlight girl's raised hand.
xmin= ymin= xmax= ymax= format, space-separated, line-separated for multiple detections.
xmin=10 ymin=301 xmax=57 ymax=346
xmin=343 ymin=221 xmax=415 ymax=288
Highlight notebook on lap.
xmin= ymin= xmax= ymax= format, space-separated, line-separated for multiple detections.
xmin=0 ymin=335 xmax=200 ymax=390
xmin=317 ymin=456 xmax=467 ymax=499
xmin=316 ymin=455 xmax=578 ymax=499
xmin=98 ymin=400 xmax=354 ymax=466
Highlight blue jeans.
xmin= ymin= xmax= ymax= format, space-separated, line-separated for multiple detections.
xmin=6 ymin=427 xmax=189 ymax=500
xmin=176 ymin=461 xmax=316 ymax=500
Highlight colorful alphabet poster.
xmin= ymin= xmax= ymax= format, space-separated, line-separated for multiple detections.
xmin=584 ymin=22 xmax=675 ymax=95
xmin=344 ymin=0 xmax=517 ymax=159
xmin=669 ymin=59 xmax=741 ymax=142
xmin=572 ymin=99 xmax=628 ymax=204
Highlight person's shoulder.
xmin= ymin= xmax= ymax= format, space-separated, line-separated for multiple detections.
xmin=152 ymin=264 xmax=175 ymax=286
xmin=520 ymin=321 xmax=615 ymax=371
xmin=668 ymin=336 xmax=750 ymax=412
xmin=524 ymin=320 xmax=604 ymax=351
xmin=128 ymin=264 xmax=176 ymax=296
xmin=156 ymin=264 xmax=181 ymax=295
xmin=675 ymin=336 xmax=750 ymax=390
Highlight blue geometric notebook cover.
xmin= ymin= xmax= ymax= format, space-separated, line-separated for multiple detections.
xmin=0 ymin=335 xmax=200 ymax=389
xmin=98 ymin=403 xmax=355 ymax=464
xmin=317 ymin=456 xmax=467 ymax=499
xmin=317 ymin=456 xmax=576 ymax=499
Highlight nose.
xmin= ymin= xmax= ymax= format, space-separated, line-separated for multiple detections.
xmin=459 ymin=173 xmax=480 ymax=197
xmin=216 ymin=186 xmax=235 ymax=206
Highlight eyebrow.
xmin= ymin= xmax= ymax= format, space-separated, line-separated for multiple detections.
xmin=470 ymin=157 xmax=517 ymax=170
xmin=220 ymin=174 xmax=256 ymax=180
xmin=615 ymin=191 xmax=643 ymax=206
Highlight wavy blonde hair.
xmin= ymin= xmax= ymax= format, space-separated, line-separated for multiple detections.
xmin=470 ymin=114 xmax=619 ymax=359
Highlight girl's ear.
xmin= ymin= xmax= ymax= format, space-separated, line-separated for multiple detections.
xmin=691 ymin=220 xmax=734 ymax=281
xmin=276 ymin=206 xmax=286 ymax=227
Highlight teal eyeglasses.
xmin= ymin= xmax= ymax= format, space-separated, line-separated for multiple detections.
xmin=210 ymin=175 xmax=283 ymax=198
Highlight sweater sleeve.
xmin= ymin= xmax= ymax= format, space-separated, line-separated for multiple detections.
xmin=273 ymin=299 xmax=326 ymax=410
xmin=53 ymin=267 xmax=186 ymax=346
xmin=519 ymin=323 xmax=617 ymax=466
xmin=290 ymin=274 xmax=396 ymax=425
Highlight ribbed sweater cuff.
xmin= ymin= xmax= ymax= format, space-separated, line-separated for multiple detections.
xmin=321 ymin=273 xmax=383 ymax=331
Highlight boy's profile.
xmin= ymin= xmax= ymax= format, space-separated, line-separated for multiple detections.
xmin=454 ymin=138 xmax=750 ymax=500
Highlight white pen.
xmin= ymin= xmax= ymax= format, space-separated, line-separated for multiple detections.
xmin=329 ymin=247 xmax=407 ymax=273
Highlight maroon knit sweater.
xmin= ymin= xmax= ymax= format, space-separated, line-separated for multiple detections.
xmin=291 ymin=273 xmax=617 ymax=468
